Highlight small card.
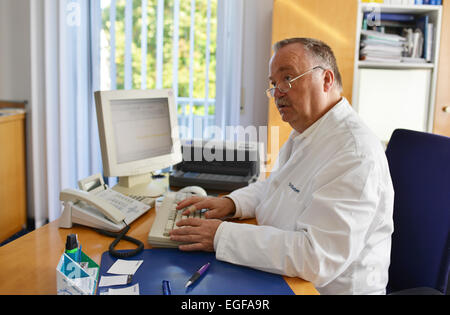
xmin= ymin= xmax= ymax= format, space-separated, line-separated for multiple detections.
xmin=106 ymin=259 xmax=143 ymax=275
xmin=99 ymin=275 xmax=132 ymax=287
xmin=107 ymin=283 xmax=140 ymax=295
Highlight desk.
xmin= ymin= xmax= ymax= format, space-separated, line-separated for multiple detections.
xmin=0 ymin=206 xmax=318 ymax=295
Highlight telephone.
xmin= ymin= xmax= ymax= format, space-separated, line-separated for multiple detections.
xmin=59 ymin=174 xmax=153 ymax=258
xmin=59 ymin=174 xmax=150 ymax=232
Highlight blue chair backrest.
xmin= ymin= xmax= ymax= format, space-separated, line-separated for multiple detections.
xmin=385 ymin=129 xmax=450 ymax=293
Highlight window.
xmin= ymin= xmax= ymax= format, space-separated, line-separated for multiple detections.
xmin=100 ymin=0 xmax=217 ymax=138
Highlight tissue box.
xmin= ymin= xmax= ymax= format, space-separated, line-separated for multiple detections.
xmin=56 ymin=250 xmax=99 ymax=295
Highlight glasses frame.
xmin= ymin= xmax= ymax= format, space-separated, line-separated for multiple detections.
xmin=266 ymin=65 xmax=324 ymax=98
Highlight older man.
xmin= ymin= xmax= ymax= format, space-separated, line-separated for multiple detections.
xmin=169 ymin=38 xmax=394 ymax=295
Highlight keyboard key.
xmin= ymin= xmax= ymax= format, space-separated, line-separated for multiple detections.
xmin=164 ymin=219 xmax=175 ymax=236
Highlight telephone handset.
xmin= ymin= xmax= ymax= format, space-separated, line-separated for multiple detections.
xmin=60 ymin=189 xmax=125 ymax=224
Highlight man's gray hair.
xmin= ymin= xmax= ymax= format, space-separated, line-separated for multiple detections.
xmin=273 ymin=38 xmax=343 ymax=92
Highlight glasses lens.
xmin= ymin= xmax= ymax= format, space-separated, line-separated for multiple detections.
xmin=266 ymin=82 xmax=291 ymax=98
xmin=278 ymin=81 xmax=291 ymax=93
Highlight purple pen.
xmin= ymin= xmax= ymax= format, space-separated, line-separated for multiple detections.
xmin=185 ymin=262 xmax=211 ymax=288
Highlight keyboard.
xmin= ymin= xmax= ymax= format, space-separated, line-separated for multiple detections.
xmin=148 ymin=191 xmax=206 ymax=248
xmin=128 ymin=194 xmax=156 ymax=207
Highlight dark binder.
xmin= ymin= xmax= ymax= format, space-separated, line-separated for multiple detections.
xmin=98 ymin=249 xmax=294 ymax=295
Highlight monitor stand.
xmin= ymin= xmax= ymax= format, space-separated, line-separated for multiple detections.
xmin=111 ymin=173 xmax=167 ymax=197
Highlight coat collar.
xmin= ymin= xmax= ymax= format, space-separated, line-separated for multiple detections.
xmin=288 ymin=97 xmax=349 ymax=146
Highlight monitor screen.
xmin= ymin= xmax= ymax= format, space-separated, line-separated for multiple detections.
xmin=94 ymin=89 xmax=182 ymax=191
xmin=110 ymin=98 xmax=173 ymax=164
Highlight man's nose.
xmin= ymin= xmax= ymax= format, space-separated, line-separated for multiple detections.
xmin=273 ymin=87 xmax=286 ymax=99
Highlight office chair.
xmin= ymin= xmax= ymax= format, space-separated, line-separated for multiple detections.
xmin=385 ymin=129 xmax=450 ymax=295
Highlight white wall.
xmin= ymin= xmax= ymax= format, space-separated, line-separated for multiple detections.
xmin=0 ymin=0 xmax=34 ymax=225
xmin=0 ymin=0 xmax=31 ymax=102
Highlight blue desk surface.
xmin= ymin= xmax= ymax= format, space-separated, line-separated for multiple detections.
xmin=98 ymin=249 xmax=294 ymax=295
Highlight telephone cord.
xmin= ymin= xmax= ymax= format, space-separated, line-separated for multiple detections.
xmin=94 ymin=221 xmax=144 ymax=258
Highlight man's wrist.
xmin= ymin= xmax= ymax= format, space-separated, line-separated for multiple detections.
xmin=222 ymin=196 xmax=238 ymax=218
xmin=213 ymin=220 xmax=227 ymax=251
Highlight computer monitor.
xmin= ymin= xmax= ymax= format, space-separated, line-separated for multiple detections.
xmin=94 ymin=89 xmax=182 ymax=197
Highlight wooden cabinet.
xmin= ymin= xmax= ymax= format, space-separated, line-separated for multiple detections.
xmin=267 ymin=0 xmax=359 ymax=170
xmin=0 ymin=107 xmax=27 ymax=243
xmin=433 ymin=0 xmax=450 ymax=137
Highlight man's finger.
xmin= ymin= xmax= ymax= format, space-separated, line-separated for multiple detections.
xmin=180 ymin=199 xmax=214 ymax=215
xmin=181 ymin=205 xmax=197 ymax=216
xmin=176 ymin=196 xmax=205 ymax=209
xmin=170 ymin=234 xmax=200 ymax=243
xmin=176 ymin=218 xmax=203 ymax=227
xmin=203 ymin=209 xmax=225 ymax=219
xmin=169 ymin=226 xmax=197 ymax=236
xmin=178 ymin=243 xmax=204 ymax=251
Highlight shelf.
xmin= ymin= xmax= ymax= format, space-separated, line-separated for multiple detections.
xmin=353 ymin=1 xmax=444 ymax=140
xmin=358 ymin=61 xmax=435 ymax=69
xmin=360 ymin=3 xmax=442 ymax=14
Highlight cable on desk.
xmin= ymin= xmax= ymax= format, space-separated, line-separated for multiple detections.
xmin=94 ymin=221 xmax=144 ymax=258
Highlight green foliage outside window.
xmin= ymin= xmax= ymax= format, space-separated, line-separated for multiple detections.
xmin=101 ymin=0 xmax=217 ymax=116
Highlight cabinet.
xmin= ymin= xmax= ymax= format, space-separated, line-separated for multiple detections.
xmin=0 ymin=103 xmax=27 ymax=243
xmin=267 ymin=0 xmax=359 ymax=170
xmin=433 ymin=0 xmax=450 ymax=137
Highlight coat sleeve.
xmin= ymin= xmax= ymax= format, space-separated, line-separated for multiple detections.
xmin=225 ymin=136 xmax=293 ymax=219
xmin=214 ymin=150 xmax=383 ymax=287
xmin=225 ymin=179 xmax=268 ymax=219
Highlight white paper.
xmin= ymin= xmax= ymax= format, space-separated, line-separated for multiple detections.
xmin=99 ymin=275 xmax=129 ymax=287
xmin=107 ymin=283 xmax=140 ymax=295
xmin=106 ymin=259 xmax=143 ymax=275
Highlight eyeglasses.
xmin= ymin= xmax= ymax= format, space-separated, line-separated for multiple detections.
xmin=266 ymin=66 xmax=324 ymax=98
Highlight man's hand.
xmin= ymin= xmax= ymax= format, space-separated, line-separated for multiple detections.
xmin=169 ymin=218 xmax=223 ymax=252
xmin=169 ymin=196 xmax=236 ymax=252
xmin=176 ymin=196 xmax=236 ymax=219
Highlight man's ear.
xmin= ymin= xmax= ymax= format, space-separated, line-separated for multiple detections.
xmin=323 ymin=69 xmax=335 ymax=93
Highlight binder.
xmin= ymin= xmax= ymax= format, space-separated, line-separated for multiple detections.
xmin=98 ymin=249 xmax=294 ymax=295
xmin=363 ymin=13 xmax=416 ymax=22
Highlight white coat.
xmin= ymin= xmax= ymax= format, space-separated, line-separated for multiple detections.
xmin=214 ymin=98 xmax=394 ymax=295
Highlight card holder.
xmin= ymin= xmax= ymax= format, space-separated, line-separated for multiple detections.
xmin=56 ymin=250 xmax=99 ymax=295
